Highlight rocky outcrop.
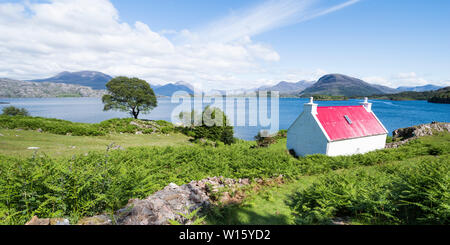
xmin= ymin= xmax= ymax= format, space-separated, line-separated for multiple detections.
xmin=0 ymin=78 xmax=106 ymax=98
xmin=116 ymin=177 xmax=250 ymax=225
xmin=25 ymin=216 xmax=70 ymax=225
xmin=129 ymin=120 xmax=162 ymax=132
xmin=25 ymin=176 xmax=253 ymax=225
xmin=386 ymin=122 xmax=450 ymax=148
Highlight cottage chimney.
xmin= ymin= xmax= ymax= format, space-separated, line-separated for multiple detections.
xmin=360 ymin=97 xmax=372 ymax=112
xmin=304 ymin=97 xmax=318 ymax=115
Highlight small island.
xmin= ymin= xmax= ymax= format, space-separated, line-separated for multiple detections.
xmin=307 ymin=95 xmax=348 ymax=101
xmin=366 ymin=86 xmax=450 ymax=104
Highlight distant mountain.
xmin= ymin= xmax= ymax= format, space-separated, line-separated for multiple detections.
xmin=257 ymin=80 xmax=314 ymax=95
xmin=397 ymin=84 xmax=443 ymax=92
xmin=30 ymin=71 xmax=113 ymax=90
xmin=153 ymin=82 xmax=194 ymax=96
xmin=0 ymin=78 xmax=106 ymax=98
xmin=299 ymin=74 xmax=390 ymax=97
xmin=174 ymin=81 xmax=194 ymax=91
xmin=371 ymin=84 xmax=399 ymax=94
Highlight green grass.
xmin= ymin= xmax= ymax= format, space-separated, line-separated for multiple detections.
xmin=0 ymin=118 xmax=448 ymax=225
xmin=204 ymin=133 xmax=450 ymax=225
xmin=291 ymin=155 xmax=449 ymax=225
xmin=206 ymin=153 xmax=449 ymax=225
xmin=0 ymin=116 xmax=179 ymax=137
xmin=206 ymin=176 xmax=317 ymax=225
xmin=0 ymin=129 xmax=191 ymax=157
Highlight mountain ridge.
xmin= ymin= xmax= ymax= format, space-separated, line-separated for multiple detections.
xmin=256 ymin=80 xmax=314 ymax=95
xmin=300 ymin=74 xmax=392 ymax=97
xmin=397 ymin=84 xmax=443 ymax=92
xmin=11 ymin=70 xmax=447 ymax=97
xmin=0 ymin=78 xmax=106 ymax=98
xmin=30 ymin=71 xmax=113 ymax=90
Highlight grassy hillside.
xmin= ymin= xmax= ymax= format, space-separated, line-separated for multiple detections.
xmin=367 ymin=86 xmax=449 ymax=103
xmin=429 ymin=87 xmax=450 ymax=104
xmin=0 ymin=116 xmax=176 ymax=137
xmin=0 ymin=115 xmax=448 ymax=224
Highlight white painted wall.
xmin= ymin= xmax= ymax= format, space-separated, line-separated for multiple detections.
xmin=287 ymin=110 xmax=329 ymax=157
xmin=326 ymin=134 xmax=387 ymax=156
xmin=287 ymin=98 xmax=388 ymax=157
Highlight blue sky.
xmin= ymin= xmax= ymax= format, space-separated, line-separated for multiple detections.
xmin=0 ymin=0 xmax=449 ymax=89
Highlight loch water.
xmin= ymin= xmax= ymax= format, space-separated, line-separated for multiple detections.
xmin=1 ymin=97 xmax=449 ymax=140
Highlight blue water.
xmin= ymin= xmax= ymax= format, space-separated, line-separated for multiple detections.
xmin=1 ymin=97 xmax=449 ymax=140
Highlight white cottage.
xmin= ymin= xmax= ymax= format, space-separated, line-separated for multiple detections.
xmin=287 ymin=98 xmax=388 ymax=157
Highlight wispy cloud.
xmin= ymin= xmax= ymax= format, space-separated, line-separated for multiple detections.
xmin=198 ymin=0 xmax=360 ymax=43
xmin=0 ymin=0 xmax=361 ymax=90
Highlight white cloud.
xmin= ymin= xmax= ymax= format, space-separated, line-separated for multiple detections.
xmin=363 ymin=72 xmax=449 ymax=88
xmin=363 ymin=76 xmax=392 ymax=87
xmin=198 ymin=0 xmax=360 ymax=43
xmin=0 ymin=0 xmax=360 ymax=90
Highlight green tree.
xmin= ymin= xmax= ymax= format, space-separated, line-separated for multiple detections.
xmin=102 ymin=77 xmax=157 ymax=119
xmin=1 ymin=106 xmax=29 ymax=116
xmin=184 ymin=106 xmax=235 ymax=145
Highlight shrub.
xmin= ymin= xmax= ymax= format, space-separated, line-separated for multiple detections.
xmin=142 ymin=129 xmax=154 ymax=134
xmin=428 ymin=146 xmax=445 ymax=156
xmin=254 ymin=130 xmax=289 ymax=148
xmin=0 ymin=116 xmax=181 ymax=136
xmin=2 ymin=106 xmax=29 ymax=116
xmin=254 ymin=131 xmax=277 ymax=148
xmin=389 ymin=158 xmax=450 ymax=224
xmin=160 ymin=126 xmax=173 ymax=134
xmin=291 ymin=157 xmax=450 ymax=225
xmin=180 ymin=107 xmax=236 ymax=145
xmin=0 ymin=116 xmax=104 ymax=136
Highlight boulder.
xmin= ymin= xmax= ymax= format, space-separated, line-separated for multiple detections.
xmin=116 ymin=177 xmax=252 ymax=225
xmin=50 ymin=218 xmax=70 ymax=225
xmin=26 ymin=177 xmax=254 ymax=226
xmin=393 ymin=122 xmax=450 ymax=140
xmin=116 ymin=182 xmax=211 ymax=225
xmin=26 ymin=216 xmax=70 ymax=225
xmin=25 ymin=216 xmax=50 ymax=225
xmin=387 ymin=122 xmax=450 ymax=148
xmin=77 ymin=215 xmax=112 ymax=225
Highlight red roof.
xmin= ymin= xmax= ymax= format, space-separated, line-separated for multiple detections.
xmin=316 ymin=106 xmax=387 ymax=141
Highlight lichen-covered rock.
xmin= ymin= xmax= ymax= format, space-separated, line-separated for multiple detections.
xmin=25 ymin=216 xmax=50 ymax=225
xmin=387 ymin=122 xmax=450 ymax=148
xmin=393 ymin=122 xmax=450 ymax=139
xmin=116 ymin=177 xmax=251 ymax=225
xmin=116 ymin=182 xmax=210 ymax=225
